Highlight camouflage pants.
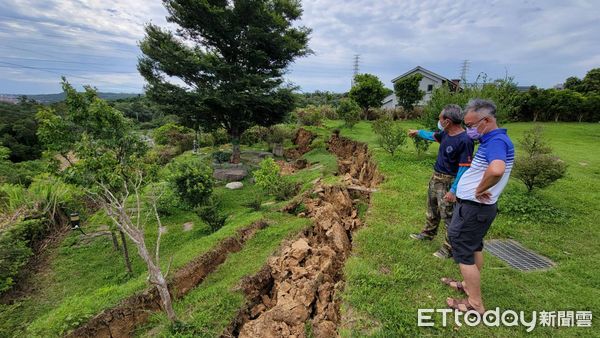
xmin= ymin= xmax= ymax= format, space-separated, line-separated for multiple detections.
xmin=422 ymin=172 xmax=454 ymax=252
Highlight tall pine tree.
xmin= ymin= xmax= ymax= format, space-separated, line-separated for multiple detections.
xmin=139 ymin=0 xmax=311 ymax=162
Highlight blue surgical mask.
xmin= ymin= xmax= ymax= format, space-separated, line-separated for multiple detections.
xmin=466 ymin=127 xmax=481 ymax=140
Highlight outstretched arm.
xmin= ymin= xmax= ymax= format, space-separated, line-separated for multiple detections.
xmin=408 ymin=129 xmax=436 ymax=141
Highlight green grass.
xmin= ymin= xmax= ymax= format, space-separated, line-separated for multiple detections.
xmin=334 ymin=121 xmax=600 ymax=337
xmin=134 ymin=212 xmax=310 ymax=337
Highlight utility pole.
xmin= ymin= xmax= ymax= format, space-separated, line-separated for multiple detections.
xmin=460 ymin=60 xmax=470 ymax=87
xmin=351 ymin=54 xmax=360 ymax=87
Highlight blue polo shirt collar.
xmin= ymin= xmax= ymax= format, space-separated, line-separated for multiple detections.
xmin=480 ymin=128 xmax=507 ymax=143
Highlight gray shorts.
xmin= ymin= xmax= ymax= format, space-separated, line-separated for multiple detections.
xmin=448 ymin=200 xmax=497 ymax=265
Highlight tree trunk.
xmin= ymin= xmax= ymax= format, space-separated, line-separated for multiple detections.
xmin=533 ymin=112 xmax=538 ymax=122
xmin=136 ymin=237 xmax=177 ymax=322
xmin=230 ymin=137 xmax=241 ymax=164
xmin=110 ymin=230 xmax=120 ymax=251
xmin=119 ymin=230 xmax=133 ymax=276
xmin=554 ymin=114 xmax=560 ymax=122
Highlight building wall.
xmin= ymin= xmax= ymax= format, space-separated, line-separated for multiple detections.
xmin=382 ymin=69 xmax=445 ymax=108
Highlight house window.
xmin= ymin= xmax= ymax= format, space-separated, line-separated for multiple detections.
xmin=427 ymin=84 xmax=434 ymax=92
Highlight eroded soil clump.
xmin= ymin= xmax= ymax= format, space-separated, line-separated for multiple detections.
xmin=228 ymin=134 xmax=380 ymax=338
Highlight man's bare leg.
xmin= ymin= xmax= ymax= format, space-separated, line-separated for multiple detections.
xmin=459 ymin=262 xmax=485 ymax=313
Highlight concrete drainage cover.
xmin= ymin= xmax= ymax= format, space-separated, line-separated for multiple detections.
xmin=484 ymin=239 xmax=555 ymax=271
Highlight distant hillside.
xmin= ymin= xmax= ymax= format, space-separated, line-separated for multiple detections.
xmin=0 ymin=92 xmax=141 ymax=104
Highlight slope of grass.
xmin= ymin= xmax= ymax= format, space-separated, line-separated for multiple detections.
xmin=336 ymin=121 xmax=600 ymax=337
xmin=0 ymin=173 xmax=268 ymax=337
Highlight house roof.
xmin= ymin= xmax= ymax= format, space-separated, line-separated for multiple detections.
xmin=391 ymin=66 xmax=451 ymax=83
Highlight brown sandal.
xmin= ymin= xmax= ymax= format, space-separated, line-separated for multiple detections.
xmin=441 ymin=277 xmax=467 ymax=295
xmin=446 ymin=298 xmax=475 ymax=312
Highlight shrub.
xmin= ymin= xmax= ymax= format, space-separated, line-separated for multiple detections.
xmin=271 ymin=177 xmax=298 ymax=201
xmin=195 ymin=197 xmax=227 ymax=233
xmin=337 ymin=98 xmax=361 ymax=128
xmin=168 ymin=155 xmax=213 ymax=207
xmin=319 ymin=105 xmax=337 ymax=119
xmin=372 ymin=118 xmax=407 ymax=156
xmin=212 ymin=151 xmax=232 ymax=164
xmin=153 ymin=122 xmax=195 ymax=150
xmin=145 ymin=181 xmax=181 ymax=216
xmin=212 ymin=128 xmax=229 ymax=145
xmin=413 ymin=137 xmax=432 ymax=157
xmin=364 ymin=107 xmax=385 ymax=121
xmin=253 ymin=158 xmax=298 ymax=201
xmin=198 ymin=132 xmax=215 ymax=147
xmin=253 ymin=158 xmax=280 ymax=191
xmin=241 ymin=125 xmax=269 ymax=145
xmin=293 ymin=105 xmax=323 ymax=126
xmin=0 ymin=218 xmax=46 ymax=293
xmin=513 ymin=126 xmax=567 ymax=192
xmin=267 ymin=124 xmax=294 ymax=144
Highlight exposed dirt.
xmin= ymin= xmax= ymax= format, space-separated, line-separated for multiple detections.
xmin=225 ymin=133 xmax=381 ymax=338
xmin=284 ymin=128 xmax=316 ymax=160
xmin=67 ymin=220 xmax=269 ymax=338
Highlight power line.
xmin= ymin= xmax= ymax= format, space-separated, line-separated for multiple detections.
xmin=0 ymin=56 xmax=131 ymax=67
xmin=0 ymin=61 xmax=143 ymax=91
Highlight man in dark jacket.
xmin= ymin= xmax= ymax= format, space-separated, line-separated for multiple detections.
xmin=408 ymin=104 xmax=474 ymax=259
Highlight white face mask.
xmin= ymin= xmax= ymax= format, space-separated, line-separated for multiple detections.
xmin=437 ymin=120 xmax=445 ymax=131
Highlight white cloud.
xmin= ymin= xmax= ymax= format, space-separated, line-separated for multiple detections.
xmin=0 ymin=0 xmax=599 ymax=93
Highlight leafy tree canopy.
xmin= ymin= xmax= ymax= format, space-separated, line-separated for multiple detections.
xmin=138 ymin=0 xmax=312 ymax=162
xmin=349 ymin=73 xmax=388 ymax=116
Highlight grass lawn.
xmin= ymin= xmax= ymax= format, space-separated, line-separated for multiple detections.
xmin=333 ymin=121 xmax=600 ymax=337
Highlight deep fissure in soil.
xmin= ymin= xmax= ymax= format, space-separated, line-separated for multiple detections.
xmin=225 ymin=133 xmax=382 ymax=338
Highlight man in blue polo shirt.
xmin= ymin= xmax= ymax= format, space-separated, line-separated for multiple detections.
xmin=442 ymin=99 xmax=514 ymax=315
xmin=408 ymin=104 xmax=474 ymax=259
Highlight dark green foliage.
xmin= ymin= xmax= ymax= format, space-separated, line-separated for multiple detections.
xmin=372 ymin=118 xmax=407 ymax=156
xmin=394 ymin=73 xmax=425 ymax=112
xmin=197 ymin=132 xmax=215 ymax=147
xmin=349 ymin=73 xmax=388 ymax=118
xmin=240 ymin=125 xmax=269 ymax=145
xmin=0 ymin=219 xmax=46 ymax=293
xmin=212 ymin=151 xmax=232 ymax=164
xmin=168 ymin=155 xmax=214 ymax=208
xmin=152 ymin=123 xmax=195 ymax=151
xmin=514 ymin=126 xmax=567 ymax=192
xmin=109 ymin=96 xmax=162 ymax=123
xmin=138 ymin=0 xmax=311 ymax=161
xmin=0 ymin=100 xmax=42 ymax=162
xmin=195 ymin=197 xmax=227 ymax=233
xmin=211 ymin=128 xmax=229 ymax=146
xmin=292 ymin=105 xmax=323 ymax=126
xmin=294 ymin=91 xmax=345 ymax=108
xmin=267 ymin=124 xmax=294 ymax=144
xmin=337 ymin=98 xmax=361 ymax=128
xmin=412 ymin=137 xmax=431 ymax=157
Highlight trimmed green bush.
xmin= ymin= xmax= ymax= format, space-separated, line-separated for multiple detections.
xmin=337 ymin=98 xmax=361 ymax=128
xmin=168 ymin=155 xmax=213 ymax=208
xmin=195 ymin=197 xmax=227 ymax=233
xmin=153 ymin=122 xmax=195 ymax=150
xmin=241 ymin=125 xmax=269 ymax=145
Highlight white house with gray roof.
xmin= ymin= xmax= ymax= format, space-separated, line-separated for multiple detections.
xmin=382 ymin=66 xmax=460 ymax=109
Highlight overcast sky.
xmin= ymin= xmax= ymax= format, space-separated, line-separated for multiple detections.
xmin=0 ymin=0 xmax=598 ymax=94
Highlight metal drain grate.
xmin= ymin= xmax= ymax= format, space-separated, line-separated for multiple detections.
xmin=484 ymin=239 xmax=555 ymax=271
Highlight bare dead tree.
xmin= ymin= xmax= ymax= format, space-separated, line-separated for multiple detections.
xmin=94 ymin=171 xmax=177 ymax=322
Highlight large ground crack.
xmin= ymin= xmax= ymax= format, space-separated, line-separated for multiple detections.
xmin=225 ymin=133 xmax=382 ymax=338
xmin=68 ymin=220 xmax=268 ymax=338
